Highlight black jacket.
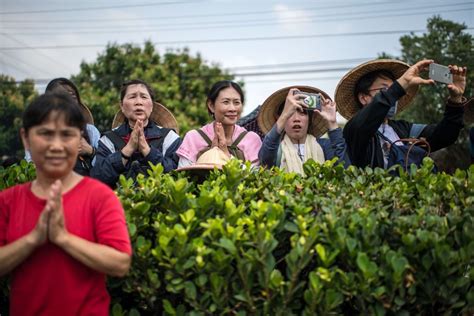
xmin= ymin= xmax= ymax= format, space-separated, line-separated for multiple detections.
xmin=343 ymin=81 xmax=464 ymax=168
xmin=91 ymin=121 xmax=181 ymax=188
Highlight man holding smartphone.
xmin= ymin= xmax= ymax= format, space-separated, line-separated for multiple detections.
xmin=335 ymin=59 xmax=467 ymax=169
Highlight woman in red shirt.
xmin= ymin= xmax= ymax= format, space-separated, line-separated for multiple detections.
xmin=0 ymin=92 xmax=132 ymax=315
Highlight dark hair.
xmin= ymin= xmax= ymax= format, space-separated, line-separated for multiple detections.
xmin=45 ymin=77 xmax=83 ymax=106
xmin=120 ymin=79 xmax=155 ymax=103
xmin=207 ymin=80 xmax=244 ymax=115
xmin=354 ymin=70 xmax=396 ymax=107
xmin=23 ymin=92 xmax=86 ymax=134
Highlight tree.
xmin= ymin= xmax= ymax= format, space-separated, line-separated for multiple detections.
xmin=392 ymin=16 xmax=473 ymax=171
xmin=0 ymin=75 xmax=37 ymax=160
xmin=73 ymin=41 xmax=236 ymax=134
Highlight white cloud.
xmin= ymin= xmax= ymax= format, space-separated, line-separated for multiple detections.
xmin=273 ymin=4 xmax=312 ymax=33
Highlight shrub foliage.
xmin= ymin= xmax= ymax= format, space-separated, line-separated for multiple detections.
xmin=1 ymin=160 xmax=473 ymax=315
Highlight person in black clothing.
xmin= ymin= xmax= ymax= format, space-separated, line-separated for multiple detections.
xmin=335 ymin=59 xmax=467 ymax=169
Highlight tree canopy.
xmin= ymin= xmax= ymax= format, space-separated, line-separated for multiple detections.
xmin=72 ymin=41 xmax=236 ymax=133
xmin=0 ymin=76 xmax=37 ymax=159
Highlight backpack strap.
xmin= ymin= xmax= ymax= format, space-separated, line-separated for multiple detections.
xmin=231 ymin=131 xmax=248 ymax=147
xmin=196 ymin=129 xmax=213 ymax=146
xmin=228 ymin=131 xmax=248 ymax=161
xmin=148 ymin=128 xmax=171 ymax=150
xmin=104 ymin=130 xmax=127 ymax=151
xmin=195 ymin=129 xmax=213 ymax=160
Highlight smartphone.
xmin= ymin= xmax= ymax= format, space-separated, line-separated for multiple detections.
xmin=293 ymin=90 xmax=321 ymax=111
xmin=429 ymin=63 xmax=453 ymax=84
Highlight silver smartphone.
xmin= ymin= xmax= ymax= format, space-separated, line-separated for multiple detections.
xmin=429 ymin=63 xmax=453 ymax=84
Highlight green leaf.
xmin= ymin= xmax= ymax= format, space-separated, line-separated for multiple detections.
xmin=218 ymin=238 xmax=237 ymax=255
xmin=162 ymin=299 xmax=176 ymax=315
xmin=270 ymin=269 xmax=283 ymax=288
xmin=129 ymin=223 xmax=137 ymax=237
xmin=133 ymin=201 xmax=150 ymax=214
xmin=316 ymin=244 xmax=327 ymax=264
xmin=111 ymin=303 xmax=124 ymax=316
xmin=128 ymin=309 xmax=141 ymax=316
xmin=357 ymin=252 xmax=377 ymax=279
xmin=184 ymin=281 xmax=197 ymax=300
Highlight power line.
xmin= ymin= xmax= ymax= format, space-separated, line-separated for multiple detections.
xmin=0 ymin=56 xmax=376 ymax=84
xmin=0 ymin=0 xmax=415 ymax=22
xmin=244 ymin=76 xmax=343 ymax=84
xmin=235 ymin=67 xmax=351 ymax=77
xmin=0 ymin=33 xmax=75 ymax=74
xmin=0 ymin=1 xmax=202 ymax=15
xmin=0 ymin=51 xmax=50 ymax=77
xmin=0 ymin=29 xmax=444 ymax=51
xmin=227 ymin=57 xmax=374 ymax=71
xmin=2 ymin=2 xmax=470 ymax=32
xmin=3 ymin=8 xmax=471 ymax=36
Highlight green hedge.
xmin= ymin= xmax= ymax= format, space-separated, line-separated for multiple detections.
xmin=1 ymin=160 xmax=474 ymax=315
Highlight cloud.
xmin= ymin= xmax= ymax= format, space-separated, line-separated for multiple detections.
xmin=273 ymin=4 xmax=312 ymax=33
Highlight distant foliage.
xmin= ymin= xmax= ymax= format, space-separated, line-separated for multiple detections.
xmin=73 ymin=41 xmax=236 ymax=134
xmin=0 ymin=160 xmax=35 ymax=191
xmin=0 ymin=76 xmax=37 ymax=158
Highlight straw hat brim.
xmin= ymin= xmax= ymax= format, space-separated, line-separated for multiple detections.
xmin=335 ymin=59 xmax=418 ymax=120
xmin=112 ymin=101 xmax=179 ymax=133
xmin=464 ymin=98 xmax=474 ymax=125
xmin=176 ymin=163 xmax=225 ymax=172
xmin=257 ymin=85 xmax=332 ymax=138
xmin=79 ymin=102 xmax=94 ymax=125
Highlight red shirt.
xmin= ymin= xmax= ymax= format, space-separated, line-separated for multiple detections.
xmin=0 ymin=177 xmax=132 ymax=316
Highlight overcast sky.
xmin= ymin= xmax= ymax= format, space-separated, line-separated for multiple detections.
xmin=1 ymin=0 xmax=473 ymax=119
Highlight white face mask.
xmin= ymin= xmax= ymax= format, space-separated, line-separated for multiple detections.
xmin=386 ymin=101 xmax=398 ymax=119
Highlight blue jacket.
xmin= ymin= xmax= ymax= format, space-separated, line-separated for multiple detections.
xmin=91 ymin=122 xmax=181 ymax=188
xmin=258 ymin=125 xmax=350 ymax=168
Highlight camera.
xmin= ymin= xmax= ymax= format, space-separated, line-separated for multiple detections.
xmin=429 ymin=63 xmax=453 ymax=84
xmin=293 ymin=90 xmax=321 ymax=111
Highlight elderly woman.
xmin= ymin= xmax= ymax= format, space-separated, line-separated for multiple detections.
xmin=25 ymin=78 xmax=100 ymax=175
xmin=258 ymin=86 xmax=350 ymax=174
xmin=91 ymin=79 xmax=181 ymax=188
xmin=0 ymin=92 xmax=131 ymax=315
xmin=177 ymin=80 xmax=262 ymax=167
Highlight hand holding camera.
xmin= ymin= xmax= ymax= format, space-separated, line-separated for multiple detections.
xmin=293 ymin=90 xmax=322 ymax=111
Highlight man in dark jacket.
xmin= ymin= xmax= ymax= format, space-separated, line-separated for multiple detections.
xmin=335 ymin=59 xmax=466 ymax=169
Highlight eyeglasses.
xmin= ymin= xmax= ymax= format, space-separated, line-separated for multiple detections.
xmin=368 ymin=86 xmax=388 ymax=93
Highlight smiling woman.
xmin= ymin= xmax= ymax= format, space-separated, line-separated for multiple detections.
xmin=0 ymin=93 xmax=132 ymax=315
xmin=176 ymin=80 xmax=262 ymax=169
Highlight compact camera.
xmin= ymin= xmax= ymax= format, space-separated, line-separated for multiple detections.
xmin=293 ymin=90 xmax=322 ymax=111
